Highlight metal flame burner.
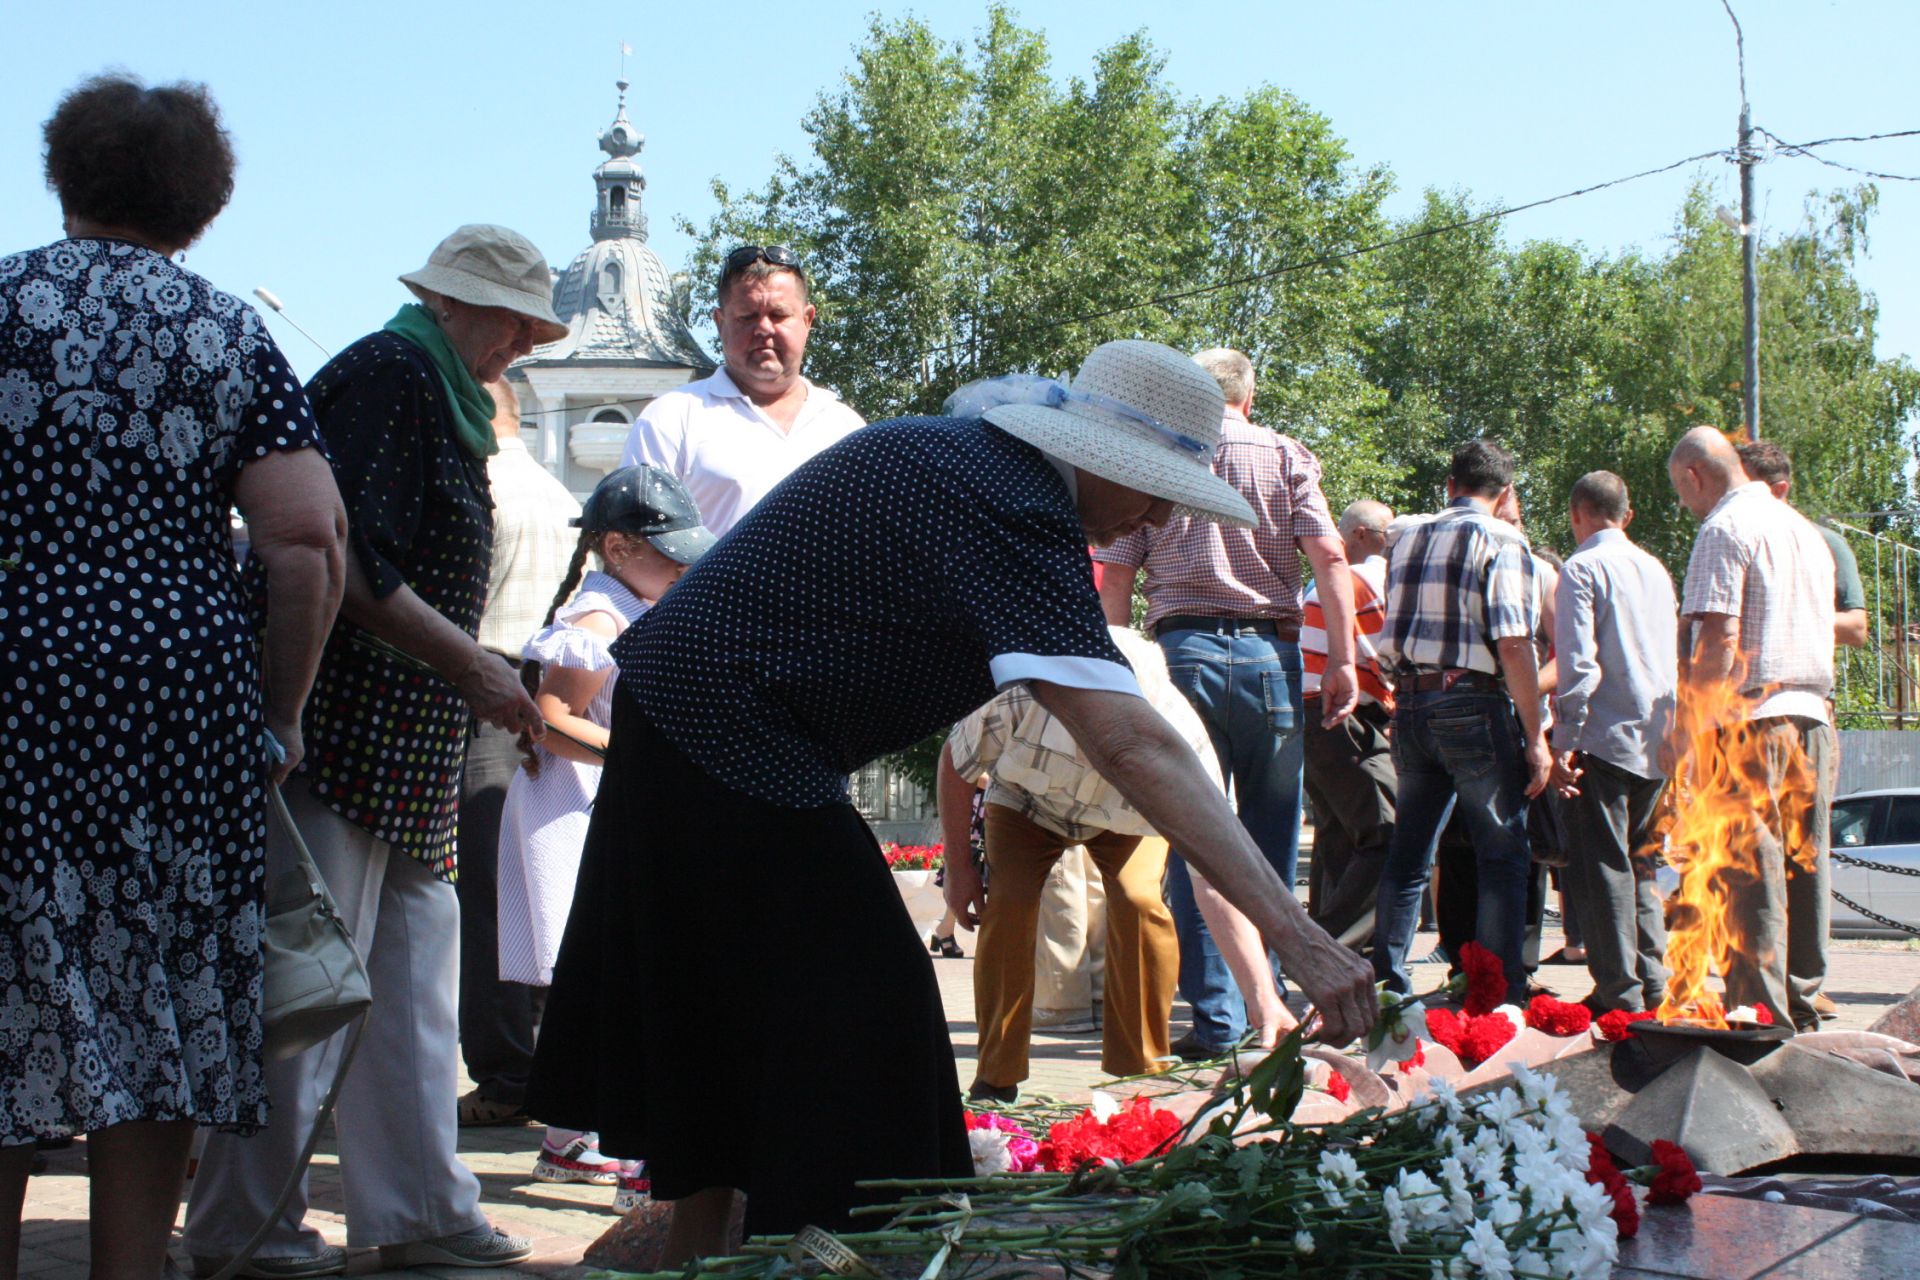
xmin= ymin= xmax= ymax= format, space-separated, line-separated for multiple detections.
xmin=1630 ymin=1020 xmax=1794 ymax=1068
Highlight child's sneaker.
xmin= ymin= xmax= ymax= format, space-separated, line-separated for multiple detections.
xmin=533 ymin=1131 xmax=622 ymax=1185
xmin=612 ymin=1161 xmax=651 ymax=1213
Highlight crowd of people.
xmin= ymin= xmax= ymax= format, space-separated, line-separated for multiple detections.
xmin=0 ymin=72 xmax=1853 ymax=1279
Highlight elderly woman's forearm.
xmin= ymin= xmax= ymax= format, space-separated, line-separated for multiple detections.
xmin=257 ymin=540 xmax=344 ymax=725
xmin=339 ymin=549 xmax=485 ymax=680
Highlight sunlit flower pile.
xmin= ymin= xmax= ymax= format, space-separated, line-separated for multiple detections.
xmin=880 ymin=842 xmax=944 ymax=871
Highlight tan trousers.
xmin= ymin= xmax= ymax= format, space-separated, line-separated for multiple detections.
xmin=974 ymin=805 xmax=1178 ymax=1085
xmin=1032 ymin=844 xmax=1106 ymax=1016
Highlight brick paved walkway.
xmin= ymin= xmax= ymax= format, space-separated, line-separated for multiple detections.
xmin=14 ymin=935 xmax=1920 ymax=1279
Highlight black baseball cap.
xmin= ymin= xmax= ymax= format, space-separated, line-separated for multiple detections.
xmin=572 ymin=465 xmax=717 ymax=565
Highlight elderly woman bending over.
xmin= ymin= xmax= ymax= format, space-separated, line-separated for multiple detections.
xmin=186 ymin=227 xmax=563 ymax=1275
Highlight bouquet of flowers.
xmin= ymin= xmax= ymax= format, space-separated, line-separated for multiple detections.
xmin=628 ymin=1028 xmax=1680 ymax=1278
xmin=881 ymin=842 xmax=944 ymax=872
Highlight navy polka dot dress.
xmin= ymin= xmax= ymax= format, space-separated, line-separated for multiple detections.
xmin=529 ymin=417 xmax=1127 ymax=1235
xmin=0 ymin=239 xmax=323 ymax=1142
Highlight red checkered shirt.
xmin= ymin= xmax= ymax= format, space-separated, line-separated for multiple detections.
xmin=1094 ymin=410 xmax=1336 ymax=629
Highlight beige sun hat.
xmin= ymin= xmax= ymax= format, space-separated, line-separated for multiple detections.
xmin=975 ymin=340 xmax=1255 ymax=528
xmin=399 ymin=224 xmax=568 ymax=344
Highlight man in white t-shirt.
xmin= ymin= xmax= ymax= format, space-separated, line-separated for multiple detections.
xmin=621 ymin=246 xmax=864 ymax=534
xmin=1669 ymin=426 xmax=1835 ymax=1031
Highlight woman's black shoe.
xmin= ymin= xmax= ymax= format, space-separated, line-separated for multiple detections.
xmin=934 ymin=934 xmax=965 ymax=959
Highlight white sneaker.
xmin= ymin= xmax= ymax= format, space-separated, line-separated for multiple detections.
xmin=533 ymin=1132 xmax=622 ymax=1185
xmin=613 ymin=1161 xmax=652 ymax=1214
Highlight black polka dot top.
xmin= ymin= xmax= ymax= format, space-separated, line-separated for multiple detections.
xmin=614 ymin=416 xmax=1128 ymax=808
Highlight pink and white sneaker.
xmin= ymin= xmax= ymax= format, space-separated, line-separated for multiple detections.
xmin=533 ymin=1130 xmax=622 ymax=1185
xmin=612 ymin=1161 xmax=652 ymax=1213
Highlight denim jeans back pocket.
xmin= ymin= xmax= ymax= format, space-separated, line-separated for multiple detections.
xmin=1262 ymin=668 xmax=1299 ymax=734
xmin=1427 ymin=705 xmax=1498 ymax=779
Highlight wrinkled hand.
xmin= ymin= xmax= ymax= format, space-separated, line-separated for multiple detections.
xmin=516 ymin=729 xmax=543 ymax=779
xmin=1523 ymin=730 xmax=1552 ymax=799
xmin=1550 ymin=750 xmax=1583 ymax=798
xmin=454 ymin=650 xmax=544 ymax=738
xmin=1317 ymin=663 xmax=1360 ymax=728
xmin=1276 ymin=923 xmax=1377 ymax=1047
xmin=943 ymin=857 xmax=986 ymax=933
xmin=265 ymin=717 xmax=304 ymax=787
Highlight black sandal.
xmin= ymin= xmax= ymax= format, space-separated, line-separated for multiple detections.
xmin=935 ymin=935 xmax=965 ymax=959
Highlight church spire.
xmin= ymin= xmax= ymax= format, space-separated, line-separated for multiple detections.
xmin=591 ymin=78 xmax=647 ymax=242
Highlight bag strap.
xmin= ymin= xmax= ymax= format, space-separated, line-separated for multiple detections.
xmin=203 ymin=785 xmax=364 ymax=1280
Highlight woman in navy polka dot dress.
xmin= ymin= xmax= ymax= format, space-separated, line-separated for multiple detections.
xmin=528 ymin=340 xmax=1379 ymax=1261
xmin=0 ymin=76 xmax=347 ymax=1276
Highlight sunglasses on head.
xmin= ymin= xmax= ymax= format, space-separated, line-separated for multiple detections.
xmin=719 ymin=244 xmax=802 ymax=283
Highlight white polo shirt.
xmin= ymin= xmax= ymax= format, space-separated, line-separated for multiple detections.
xmin=620 ymin=366 xmax=865 ymax=535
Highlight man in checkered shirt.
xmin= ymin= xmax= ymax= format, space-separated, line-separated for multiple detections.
xmin=1372 ymin=439 xmax=1549 ymax=1008
xmin=1095 ymin=348 xmax=1357 ymax=1059
xmin=1668 ymin=426 xmax=1835 ymax=1030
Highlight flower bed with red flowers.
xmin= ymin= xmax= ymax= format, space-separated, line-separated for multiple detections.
xmin=882 ymin=842 xmax=944 ymax=871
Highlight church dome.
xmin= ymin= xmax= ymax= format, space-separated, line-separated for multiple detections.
xmin=520 ymin=80 xmax=713 ymax=372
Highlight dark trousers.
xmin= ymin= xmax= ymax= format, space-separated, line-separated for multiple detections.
xmin=456 ymin=720 xmax=542 ymax=1103
xmin=1435 ymin=815 xmax=1549 ymax=975
xmin=1303 ymin=699 xmax=1396 ymax=951
xmin=1562 ymin=754 xmax=1668 ymax=1012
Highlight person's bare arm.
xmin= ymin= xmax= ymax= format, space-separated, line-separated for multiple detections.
xmin=234 ymin=449 xmax=348 ymax=784
xmin=1028 ymin=682 xmax=1376 ymax=1045
xmin=1187 ymin=865 xmax=1295 ymax=1043
xmin=1097 ymin=564 xmax=1138 ymax=627
xmin=1298 ymin=535 xmax=1358 ymax=727
xmin=1494 ymin=635 xmax=1550 ymax=798
xmin=937 ymin=743 xmax=987 ymax=930
xmin=340 ymin=552 xmax=542 ymax=737
xmin=528 ymin=611 xmax=619 ymax=765
xmin=1836 ymin=608 xmax=1869 ymax=649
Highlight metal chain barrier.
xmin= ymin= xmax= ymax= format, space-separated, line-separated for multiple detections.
xmin=1830 ymin=849 xmax=1920 ymax=937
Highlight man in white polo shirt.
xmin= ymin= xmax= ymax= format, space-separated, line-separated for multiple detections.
xmin=622 ymin=245 xmax=864 ymax=534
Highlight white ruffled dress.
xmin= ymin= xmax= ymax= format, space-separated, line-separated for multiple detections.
xmin=497 ymin=570 xmax=648 ymax=985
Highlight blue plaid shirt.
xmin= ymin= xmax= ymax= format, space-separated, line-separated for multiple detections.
xmin=1378 ymin=497 xmax=1538 ymax=677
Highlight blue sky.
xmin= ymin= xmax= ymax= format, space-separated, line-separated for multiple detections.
xmin=4 ymin=0 xmax=1914 ymax=391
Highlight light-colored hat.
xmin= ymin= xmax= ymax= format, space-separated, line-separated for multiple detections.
xmin=968 ymin=340 xmax=1254 ymax=528
xmin=399 ymin=224 xmax=568 ymax=344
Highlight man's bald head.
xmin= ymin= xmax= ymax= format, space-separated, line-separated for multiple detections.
xmin=1337 ymin=499 xmax=1393 ymax=561
xmin=487 ymin=378 xmax=522 ymax=440
xmin=1668 ymin=426 xmax=1746 ymax=519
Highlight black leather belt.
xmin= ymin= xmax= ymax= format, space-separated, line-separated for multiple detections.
xmin=1153 ymin=614 xmax=1300 ymax=641
xmin=1399 ymin=667 xmax=1500 ymax=693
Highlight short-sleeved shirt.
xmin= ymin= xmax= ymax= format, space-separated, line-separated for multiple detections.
xmin=1301 ymin=555 xmax=1393 ymax=708
xmin=1377 ymin=497 xmax=1538 ymax=677
xmin=947 ymin=626 xmax=1221 ymax=843
xmin=290 ymin=332 xmax=495 ymax=878
xmin=1093 ymin=411 xmax=1335 ymax=629
xmin=1816 ymin=523 xmax=1866 ymax=613
xmin=0 ymin=238 xmax=323 ymax=663
xmin=615 ymin=417 xmax=1140 ymax=808
xmin=478 ymin=438 xmax=582 ymax=658
xmin=1681 ymin=481 xmax=1834 ymax=723
xmin=620 ymin=366 xmax=865 ymax=536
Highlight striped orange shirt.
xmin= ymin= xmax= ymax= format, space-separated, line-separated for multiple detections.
xmin=1301 ymin=555 xmax=1393 ymax=710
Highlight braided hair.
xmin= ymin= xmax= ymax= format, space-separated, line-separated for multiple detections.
xmin=523 ymin=528 xmax=598 ymax=699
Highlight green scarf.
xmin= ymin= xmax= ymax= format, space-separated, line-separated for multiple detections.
xmin=382 ymin=303 xmax=498 ymax=459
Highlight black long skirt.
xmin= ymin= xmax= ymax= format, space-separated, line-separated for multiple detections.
xmin=526 ymin=688 xmax=971 ymax=1236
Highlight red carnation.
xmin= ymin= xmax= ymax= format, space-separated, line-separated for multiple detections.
xmin=1324 ymin=1070 xmax=1352 ymax=1103
xmin=1458 ymin=941 xmax=1508 ymax=1015
xmin=1457 ymin=1012 xmax=1518 ymax=1068
xmin=1583 ymin=1133 xmax=1640 ymax=1238
xmin=1595 ymin=1009 xmax=1658 ymax=1042
xmin=1398 ymin=1041 xmax=1427 ymax=1070
xmin=1645 ymin=1140 xmax=1702 ymax=1205
xmin=1036 ymin=1097 xmax=1180 ymax=1172
xmin=1609 ymin=1181 xmax=1641 ymax=1237
xmin=1585 ymin=1132 xmax=1617 ymax=1181
xmin=1526 ymin=993 xmax=1594 ymax=1037
xmin=1425 ymin=1007 xmax=1466 ymax=1056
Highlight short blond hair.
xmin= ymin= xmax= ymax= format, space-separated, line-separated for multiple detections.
xmin=1193 ymin=348 xmax=1255 ymax=407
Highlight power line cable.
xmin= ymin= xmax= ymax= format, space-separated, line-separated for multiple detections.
xmin=508 ymin=144 xmax=1731 ymax=418
xmin=1756 ymin=126 xmax=1920 ymax=183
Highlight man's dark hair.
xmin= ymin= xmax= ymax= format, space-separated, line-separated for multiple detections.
xmin=44 ymin=73 xmax=235 ymax=249
xmin=1569 ymin=470 xmax=1631 ymax=523
xmin=716 ymin=258 xmax=810 ymax=308
xmin=1449 ymin=439 xmax=1514 ymax=497
xmin=1735 ymin=439 xmax=1791 ymax=486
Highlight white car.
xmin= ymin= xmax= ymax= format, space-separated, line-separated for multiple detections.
xmin=1829 ymin=789 xmax=1920 ymax=938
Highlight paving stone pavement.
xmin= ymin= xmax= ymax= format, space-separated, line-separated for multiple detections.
xmin=15 ymin=933 xmax=1920 ymax=1279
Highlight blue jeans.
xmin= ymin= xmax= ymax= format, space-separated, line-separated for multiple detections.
xmin=1158 ymin=627 xmax=1306 ymax=1049
xmin=1372 ymin=690 xmax=1534 ymax=1003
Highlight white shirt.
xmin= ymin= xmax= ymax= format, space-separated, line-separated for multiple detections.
xmin=478 ymin=438 xmax=584 ymax=658
xmin=620 ymin=366 xmax=865 ymax=535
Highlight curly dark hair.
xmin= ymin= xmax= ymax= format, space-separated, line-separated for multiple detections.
xmin=43 ymin=73 xmax=236 ymax=249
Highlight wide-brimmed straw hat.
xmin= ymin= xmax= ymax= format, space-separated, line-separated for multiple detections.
xmin=399 ymin=224 xmax=568 ymax=344
xmin=971 ymin=340 xmax=1255 ymax=528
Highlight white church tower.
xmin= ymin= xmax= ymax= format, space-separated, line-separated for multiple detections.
xmin=510 ymin=80 xmax=714 ymax=498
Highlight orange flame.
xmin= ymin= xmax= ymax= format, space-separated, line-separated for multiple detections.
xmin=1655 ymin=657 xmax=1817 ymax=1028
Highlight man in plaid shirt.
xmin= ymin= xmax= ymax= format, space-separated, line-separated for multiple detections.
xmin=1096 ymin=348 xmax=1357 ymax=1058
xmin=1373 ymin=439 xmax=1549 ymax=1007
